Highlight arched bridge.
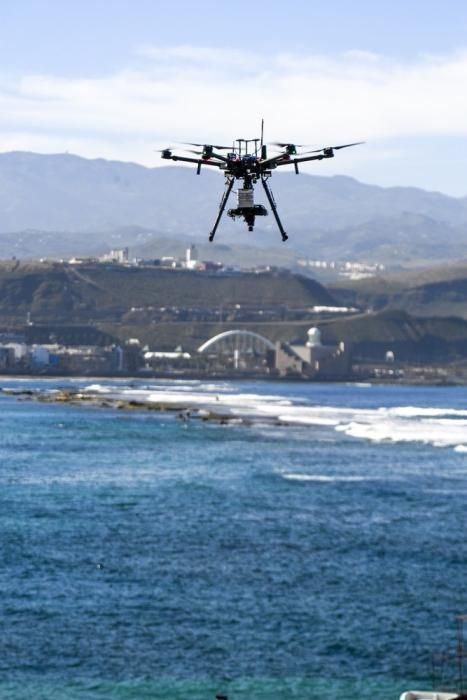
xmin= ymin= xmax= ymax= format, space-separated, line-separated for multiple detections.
xmin=198 ymin=330 xmax=275 ymax=355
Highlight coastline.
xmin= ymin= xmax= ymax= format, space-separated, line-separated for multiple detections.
xmin=4 ymin=378 xmax=467 ymax=450
xmin=0 ymin=385 xmax=281 ymax=426
xmin=0 ymin=368 xmax=465 ymax=386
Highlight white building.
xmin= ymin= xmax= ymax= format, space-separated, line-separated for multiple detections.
xmin=275 ymin=327 xmax=351 ymax=378
xmin=185 ymin=244 xmax=199 ymax=270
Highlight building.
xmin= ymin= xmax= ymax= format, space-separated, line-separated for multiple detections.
xmin=100 ymin=247 xmax=129 ymax=264
xmin=185 ymin=245 xmax=199 ymax=270
xmin=275 ymin=327 xmax=351 ymax=379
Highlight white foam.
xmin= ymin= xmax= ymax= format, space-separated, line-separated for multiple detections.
xmin=338 ymin=416 xmax=467 ymax=447
xmin=277 ymin=413 xmax=340 ymax=426
xmin=83 ymin=383 xmax=112 ymax=393
xmin=386 ymin=406 xmax=467 ymax=418
xmin=68 ymin=382 xmax=467 ymax=450
xmin=282 ymin=473 xmax=368 ymax=482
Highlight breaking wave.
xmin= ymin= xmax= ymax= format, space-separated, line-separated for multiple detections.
xmin=45 ymin=380 xmax=467 ymax=451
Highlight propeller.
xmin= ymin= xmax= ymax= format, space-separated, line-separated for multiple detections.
xmin=271 ymin=142 xmax=309 ymax=148
xmin=184 ymin=142 xmax=231 ymax=150
xmin=332 ymin=141 xmax=365 ymax=150
xmin=304 ymin=141 xmax=365 ymax=154
xmin=184 ymin=146 xmax=229 ymax=159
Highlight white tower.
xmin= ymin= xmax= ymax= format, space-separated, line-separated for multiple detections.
xmin=186 ymin=244 xmax=198 ymax=269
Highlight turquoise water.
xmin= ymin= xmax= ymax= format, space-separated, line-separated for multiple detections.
xmin=1 ymin=379 xmax=466 ymax=700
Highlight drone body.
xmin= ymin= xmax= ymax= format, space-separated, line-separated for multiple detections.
xmin=160 ymin=124 xmax=363 ymax=242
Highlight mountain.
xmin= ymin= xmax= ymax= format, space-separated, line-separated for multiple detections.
xmin=331 ymin=262 xmax=467 ymax=319
xmin=2 ymin=151 xmax=467 ymax=265
xmin=301 ymin=213 xmax=467 ymax=265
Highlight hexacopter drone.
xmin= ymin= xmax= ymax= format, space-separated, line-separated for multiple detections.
xmin=160 ymin=122 xmax=363 ymax=242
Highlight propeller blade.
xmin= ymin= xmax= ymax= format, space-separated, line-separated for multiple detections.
xmin=271 ymin=141 xmax=308 ymax=148
xmin=332 ymin=141 xmax=365 ymax=150
xmin=309 ymin=141 xmax=364 ymax=152
xmin=276 ymin=141 xmax=365 ymax=154
xmin=184 ymin=142 xmax=231 ymax=150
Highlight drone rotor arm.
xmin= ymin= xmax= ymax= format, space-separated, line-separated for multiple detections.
xmin=259 ymin=154 xmax=291 ymax=168
xmin=185 ymin=149 xmax=229 ymax=164
xmin=161 ymin=153 xmax=225 ymax=168
xmin=206 ymin=152 xmax=229 ymax=163
xmin=273 ymin=153 xmax=328 ymax=168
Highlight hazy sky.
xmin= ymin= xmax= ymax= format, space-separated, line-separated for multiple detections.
xmin=2 ymin=0 xmax=467 ymax=195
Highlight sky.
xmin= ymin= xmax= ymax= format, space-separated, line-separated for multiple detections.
xmin=2 ymin=0 xmax=467 ymax=195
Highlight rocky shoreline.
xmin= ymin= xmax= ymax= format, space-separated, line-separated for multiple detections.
xmin=0 ymin=387 xmax=265 ymax=426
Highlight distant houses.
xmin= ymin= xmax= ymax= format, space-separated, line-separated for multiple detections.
xmin=0 ymin=326 xmax=351 ymax=380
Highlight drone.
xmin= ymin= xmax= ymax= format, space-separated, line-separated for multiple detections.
xmin=160 ymin=122 xmax=363 ymax=242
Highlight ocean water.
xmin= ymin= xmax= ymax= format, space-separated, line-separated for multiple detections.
xmin=0 ymin=378 xmax=466 ymax=700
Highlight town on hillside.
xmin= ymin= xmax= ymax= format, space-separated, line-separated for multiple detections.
xmin=1 ymin=246 xmax=467 ymax=384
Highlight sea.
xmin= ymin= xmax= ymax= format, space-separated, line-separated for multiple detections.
xmin=1 ymin=378 xmax=466 ymax=700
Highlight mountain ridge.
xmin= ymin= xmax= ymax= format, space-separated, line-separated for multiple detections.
xmin=2 ymin=151 xmax=467 ymax=265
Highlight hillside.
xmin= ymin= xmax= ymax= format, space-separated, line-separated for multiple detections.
xmin=331 ymin=262 xmax=467 ymax=318
xmin=2 ymin=152 xmax=467 ymax=266
xmin=318 ymin=309 xmax=467 ymax=363
xmin=3 ymin=261 xmax=467 ymax=363
xmin=0 ymin=261 xmax=337 ymax=325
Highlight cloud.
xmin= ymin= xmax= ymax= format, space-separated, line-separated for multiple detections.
xmin=1 ymin=46 xmax=467 ymax=171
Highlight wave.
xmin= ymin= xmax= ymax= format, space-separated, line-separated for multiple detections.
xmin=42 ymin=381 xmax=467 ymax=451
xmin=281 ymin=473 xmax=370 ymax=482
xmin=84 ymin=383 xmax=112 ymax=393
xmin=385 ymin=405 xmax=467 ymax=418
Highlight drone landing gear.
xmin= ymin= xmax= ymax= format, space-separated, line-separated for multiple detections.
xmin=261 ymin=177 xmax=288 ymax=242
xmin=209 ymin=177 xmax=235 ymax=242
xmin=208 ymin=175 xmax=288 ymax=242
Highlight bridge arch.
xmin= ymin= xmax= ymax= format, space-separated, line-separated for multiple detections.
xmin=198 ymin=330 xmax=275 ymax=355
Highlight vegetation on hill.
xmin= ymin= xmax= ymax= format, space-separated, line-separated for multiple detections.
xmin=319 ymin=309 xmax=467 ymax=362
xmin=3 ymin=260 xmax=467 ymax=363
xmin=331 ymin=262 xmax=467 ymax=318
xmin=0 ymin=261 xmax=336 ymax=325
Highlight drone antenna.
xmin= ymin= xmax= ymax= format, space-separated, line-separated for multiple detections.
xmin=260 ymin=118 xmax=267 ymax=159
